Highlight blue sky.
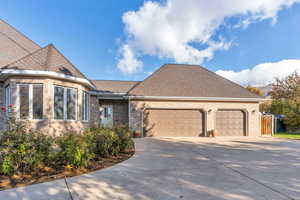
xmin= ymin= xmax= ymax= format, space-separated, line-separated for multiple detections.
xmin=1 ymin=1 xmax=300 ymax=86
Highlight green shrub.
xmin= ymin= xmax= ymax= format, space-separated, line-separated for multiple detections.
xmin=56 ymin=132 xmax=94 ymax=168
xmin=90 ymin=127 xmax=120 ymax=157
xmin=0 ymin=155 xmax=13 ymax=175
xmin=0 ymin=114 xmax=134 ymax=176
xmin=0 ymin=128 xmax=54 ymax=175
xmin=113 ymin=125 xmax=134 ymax=152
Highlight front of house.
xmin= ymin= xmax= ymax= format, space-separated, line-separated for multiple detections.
xmin=0 ymin=19 xmax=263 ymax=137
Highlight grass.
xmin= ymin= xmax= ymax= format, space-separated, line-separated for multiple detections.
xmin=274 ymin=132 xmax=300 ymax=140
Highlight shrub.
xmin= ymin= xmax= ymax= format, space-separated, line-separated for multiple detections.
xmin=56 ymin=132 xmax=94 ymax=168
xmin=113 ymin=125 xmax=134 ymax=152
xmin=0 ymin=110 xmax=134 ymax=176
xmin=89 ymin=127 xmax=121 ymax=157
xmin=0 ymin=128 xmax=54 ymax=175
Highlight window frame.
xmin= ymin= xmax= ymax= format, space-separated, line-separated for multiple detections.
xmin=53 ymin=85 xmax=78 ymax=121
xmin=16 ymin=83 xmax=44 ymax=120
xmin=81 ymin=91 xmax=89 ymax=122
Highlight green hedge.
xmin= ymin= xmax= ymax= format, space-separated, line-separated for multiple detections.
xmin=0 ymin=125 xmax=134 ymax=176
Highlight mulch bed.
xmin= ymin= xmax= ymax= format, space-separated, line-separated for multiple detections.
xmin=0 ymin=150 xmax=134 ymax=191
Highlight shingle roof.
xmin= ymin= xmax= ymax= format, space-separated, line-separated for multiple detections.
xmin=128 ymin=64 xmax=260 ymax=98
xmin=92 ymin=80 xmax=140 ymax=93
xmin=0 ymin=19 xmax=40 ymax=67
xmin=3 ymin=44 xmax=89 ymax=79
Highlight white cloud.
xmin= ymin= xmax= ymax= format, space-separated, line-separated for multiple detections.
xmin=117 ymin=44 xmax=143 ymax=74
xmin=117 ymin=0 xmax=299 ymax=74
xmin=216 ymin=59 xmax=300 ymax=86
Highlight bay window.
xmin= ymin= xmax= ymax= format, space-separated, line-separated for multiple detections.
xmin=17 ymin=84 xmax=43 ymax=120
xmin=54 ymin=86 xmax=77 ymax=120
xmin=82 ymin=91 xmax=89 ymax=121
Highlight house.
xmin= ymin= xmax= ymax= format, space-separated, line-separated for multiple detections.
xmin=0 ymin=19 xmax=264 ymax=136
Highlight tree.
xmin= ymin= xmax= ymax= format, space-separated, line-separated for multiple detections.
xmin=246 ymin=85 xmax=264 ymax=97
xmin=269 ymin=71 xmax=300 ymax=131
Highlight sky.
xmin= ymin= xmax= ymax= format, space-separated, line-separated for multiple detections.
xmin=1 ymin=0 xmax=300 ymax=86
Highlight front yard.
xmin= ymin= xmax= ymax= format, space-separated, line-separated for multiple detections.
xmin=274 ymin=132 xmax=300 ymax=140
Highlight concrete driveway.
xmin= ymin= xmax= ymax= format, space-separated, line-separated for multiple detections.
xmin=1 ymin=137 xmax=300 ymax=200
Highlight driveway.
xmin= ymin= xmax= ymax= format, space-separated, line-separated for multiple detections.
xmin=1 ymin=137 xmax=300 ymax=200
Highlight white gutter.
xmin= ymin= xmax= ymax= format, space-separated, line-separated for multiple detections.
xmin=127 ymin=95 xmax=265 ymax=102
xmin=0 ymin=69 xmax=95 ymax=89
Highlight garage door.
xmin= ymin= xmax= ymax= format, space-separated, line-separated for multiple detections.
xmin=144 ymin=109 xmax=204 ymax=137
xmin=216 ymin=110 xmax=246 ymax=136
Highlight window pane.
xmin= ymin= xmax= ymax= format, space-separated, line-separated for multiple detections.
xmin=5 ymin=86 xmax=11 ymax=107
xmin=54 ymin=86 xmax=64 ymax=120
xmin=82 ymin=92 xmax=89 ymax=121
xmin=85 ymin=93 xmax=89 ymax=120
xmin=33 ymin=84 xmax=43 ymax=119
xmin=67 ymin=88 xmax=76 ymax=120
xmin=19 ymin=85 xmax=29 ymax=119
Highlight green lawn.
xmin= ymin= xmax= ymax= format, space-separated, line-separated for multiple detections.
xmin=274 ymin=132 xmax=300 ymax=140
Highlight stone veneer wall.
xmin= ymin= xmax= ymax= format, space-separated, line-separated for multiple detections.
xmin=1 ymin=76 xmax=100 ymax=136
xmin=129 ymin=100 xmax=261 ymax=137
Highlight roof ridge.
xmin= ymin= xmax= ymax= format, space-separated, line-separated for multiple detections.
xmin=0 ymin=31 xmax=30 ymax=54
xmin=197 ymin=65 xmax=261 ymax=98
xmin=127 ymin=64 xmax=167 ymax=94
xmin=0 ymin=18 xmax=41 ymax=50
xmin=49 ymin=45 xmax=89 ymax=80
xmin=44 ymin=44 xmax=52 ymax=71
xmin=3 ymin=45 xmax=50 ymax=68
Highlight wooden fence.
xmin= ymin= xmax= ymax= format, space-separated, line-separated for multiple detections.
xmin=261 ymin=115 xmax=273 ymax=135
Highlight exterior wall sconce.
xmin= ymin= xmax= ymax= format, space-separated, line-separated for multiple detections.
xmin=208 ymin=109 xmax=212 ymax=113
xmin=252 ymin=110 xmax=256 ymax=114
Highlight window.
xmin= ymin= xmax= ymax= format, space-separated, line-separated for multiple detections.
xmin=101 ymin=105 xmax=113 ymax=126
xmin=54 ymin=86 xmax=77 ymax=120
xmin=4 ymin=86 xmax=11 ymax=108
xmin=33 ymin=84 xmax=43 ymax=119
xmin=17 ymin=84 xmax=43 ymax=120
xmin=82 ymin=91 xmax=89 ymax=121
xmin=4 ymin=85 xmax=11 ymax=115
xmin=104 ymin=107 xmax=112 ymax=118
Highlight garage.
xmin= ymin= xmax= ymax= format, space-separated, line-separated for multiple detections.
xmin=144 ymin=109 xmax=204 ymax=137
xmin=216 ymin=110 xmax=246 ymax=136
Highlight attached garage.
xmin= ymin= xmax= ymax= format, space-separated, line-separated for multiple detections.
xmin=216 ymin=110 xmax=246 ymax=136
xmin=144 ymin=109 xmax=205 ymax=137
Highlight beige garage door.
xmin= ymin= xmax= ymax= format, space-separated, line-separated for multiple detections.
xmin=144 ymin=109 xmax=204 ymax=137
xmin=216 ymin=110 xmax=246 ymax=136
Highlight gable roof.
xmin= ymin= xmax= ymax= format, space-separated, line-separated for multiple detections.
xmin=92 ymin=80 xmax=140 ymax=94
xmin=0 ymin=19 xmax=40 ymax=67
xmin=129 ymin=64 xmax=260 ymax=99
xmin=2 ymin=44 xmax=89 ymax=80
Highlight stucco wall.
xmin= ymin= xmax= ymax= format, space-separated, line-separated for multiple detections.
xmin=1 ymin=76 xmax=100 ymax=136
xmin=129 ymin=100 xmax=261 ymax=137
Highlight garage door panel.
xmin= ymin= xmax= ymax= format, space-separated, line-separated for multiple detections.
xmin=145 ymin=109 xmax=204 ymax=137
xmin=216 ymin=110 xmax=245 ymax=136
